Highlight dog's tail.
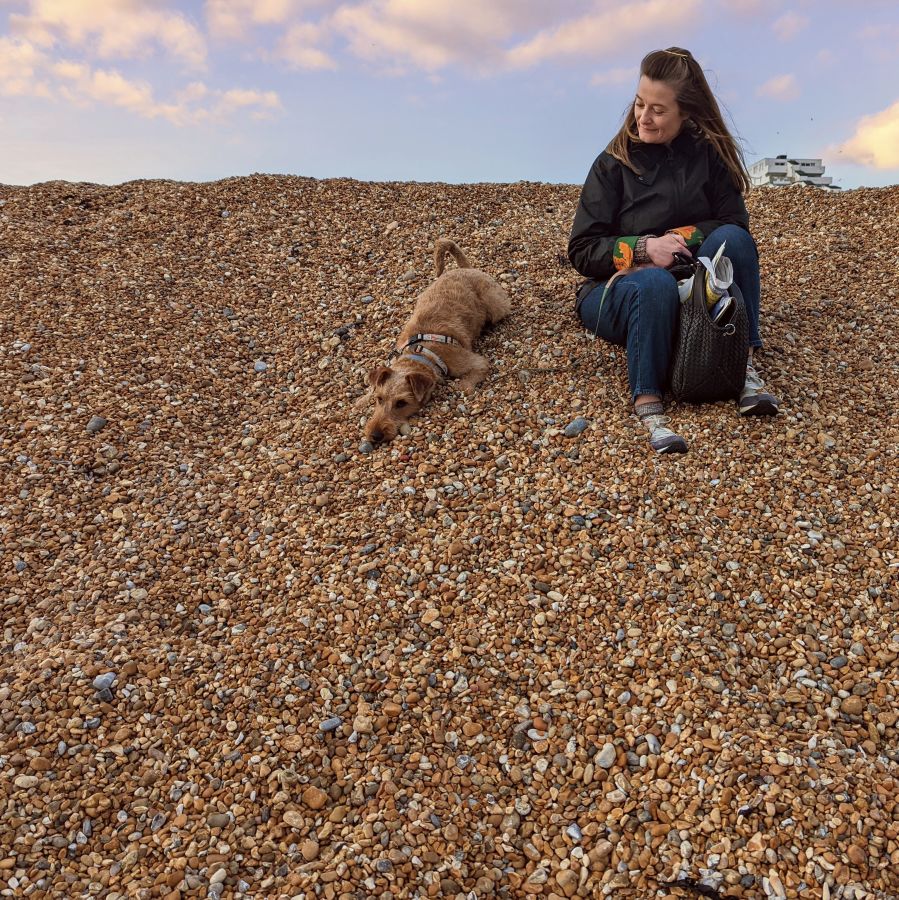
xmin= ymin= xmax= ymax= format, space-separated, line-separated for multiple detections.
xmin=434 ymin=238 xmax=472 ymax=276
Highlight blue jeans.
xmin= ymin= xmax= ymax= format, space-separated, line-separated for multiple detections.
xmin=578 ymin=225 xmax=763 ymax=401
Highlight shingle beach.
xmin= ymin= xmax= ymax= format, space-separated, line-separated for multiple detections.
xmin=1 ymin=177 xmax=897 ymax=899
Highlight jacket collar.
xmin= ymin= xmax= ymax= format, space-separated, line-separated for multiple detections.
xmin=631 ymin=126 xmax=698 ymax=162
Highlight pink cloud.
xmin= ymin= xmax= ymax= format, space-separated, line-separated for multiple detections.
xmin=757 ymin=73 xmax=799 ymax=102
xmin=506 ymin=0 xmax=701 ymax=68
xmin=275 ymin=21 xmax=337 ymax=70
xmin=206 ymin=0 xmax=330 ymax=39
xmin=10 ymin=0 xmax=207 ymax=69
xmin=834 ymin=100 xmax=899 ymax=169
xmin=0 ymin=36 xmax=50 ymax=96
xmin=772 ymin=12 xmax=808 ymax=41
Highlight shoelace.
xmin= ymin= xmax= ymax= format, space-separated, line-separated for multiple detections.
xmin=744 ymin=364 xmax=765 ymax=392
xmin=641 ymin=414 xmax=678 ymax=439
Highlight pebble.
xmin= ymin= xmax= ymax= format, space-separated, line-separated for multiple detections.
xmin=253 ymin=360 xmax=268 ymax=372
xmin=1 ymin=177 xmax=896 ymax=900
xmin=302 ymin=786 xmax=328 ymax=810
xmin=91 ymin=672 xmax=116 ymax=692
xmin=563 ymin=416 xmax=589 ymax=437
xmin=596 ymin=743 xmax=616 ymax=769
xmin=319 ymin=716 xmax=343 ymax=732
xmin=86 ymin=415 xmax=108 ymax=434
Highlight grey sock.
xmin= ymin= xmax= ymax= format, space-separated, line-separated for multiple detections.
xmin=635 ymin=401 xmax=665 ymax=419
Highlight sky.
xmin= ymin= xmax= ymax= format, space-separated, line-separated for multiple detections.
xmin=1 ymin=0 xmax=898 ymax=189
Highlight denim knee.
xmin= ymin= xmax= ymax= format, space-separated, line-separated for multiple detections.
xmin=705 ymin=224 xmax=758 ymax=259
xmin=628 ymin=268 xmax=680 ymax=315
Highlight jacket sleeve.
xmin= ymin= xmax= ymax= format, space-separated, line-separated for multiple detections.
xmin=693 ymin=146 xmax=750 ymax=239
xmin=568 ymin=155 xmax=628 ymax=279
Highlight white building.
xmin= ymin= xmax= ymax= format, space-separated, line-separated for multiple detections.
xmin=748 ymin=155 xmax=838 ymax=190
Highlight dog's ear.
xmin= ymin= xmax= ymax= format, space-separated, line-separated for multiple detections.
xmin=368 ymin=365 xmax=392 ymax=387
xmin=405 ymin=371 xmax=434 ymax=403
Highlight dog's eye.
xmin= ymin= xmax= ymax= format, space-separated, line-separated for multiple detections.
xmin=395 ymin=400 xmax=408 ymax=409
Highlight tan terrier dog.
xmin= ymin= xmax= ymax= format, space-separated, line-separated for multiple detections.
xmin=363 ymin=238 xmax=511 ymax=444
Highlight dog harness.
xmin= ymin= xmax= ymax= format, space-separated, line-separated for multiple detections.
xmin=386 ymin=333 xmax=460 ymax=378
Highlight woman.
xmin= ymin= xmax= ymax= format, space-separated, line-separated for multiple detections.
xmin=568 ymin=47 xmax=778 ymax=455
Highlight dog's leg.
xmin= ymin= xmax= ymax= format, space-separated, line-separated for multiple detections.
xmin=450 ymin=349 xmax=491 ymax=394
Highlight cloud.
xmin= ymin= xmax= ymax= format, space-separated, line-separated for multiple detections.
xmin=857 ymin=23 xmax=899 ymax=41
xmin=506 ymin=0 xmax=700 ymax=68
xmin=217 ymin=88 xmax=282 ymax=116
xmin=835 ymin=100 xmax=899 ymax=169
xmin=9 ymin=0 xmax=207 ymax=69
xmin=757 ymin=73 xmax=799 ymax=101
xmin=0 ymin=36 xmax=50 ymax=96
xmin=772 ymin=12 xmax=808 ymax=40
xmin=0 ymin=47 xmax=282 ymax=126
xmin=591 ymin=66 xmax=637 ymax=88
xmin=328 ymin=0 xmax=588 ymax=73
xmin=275 ymin=21 xmax=337 ymax=70
xmin=330 ymin=0 xmax=503 ymax=72
xmin=206 ymin=0 xmax=328 ymax=38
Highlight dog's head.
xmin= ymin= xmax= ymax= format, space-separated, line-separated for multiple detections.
xmin=363 ymin=361 xmax=436 ymax=443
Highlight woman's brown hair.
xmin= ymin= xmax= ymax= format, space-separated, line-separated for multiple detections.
xmin=607 ymin=47 xmax=751 ymax=194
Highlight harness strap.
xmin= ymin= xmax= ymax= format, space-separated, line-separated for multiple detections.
xmin=404 ymin=350 xmax=448 ymax=378
xmin=386 ymin=332 xmax=459 ymax=377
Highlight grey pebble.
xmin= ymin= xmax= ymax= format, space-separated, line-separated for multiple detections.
xmin=19 ymin=721 xmax=36 ymax=734
xmin=722 ymin=623 xmax=737 ymax=638
xmin=86 ymin=415 xmax=108 ymax=434
xmin=566 ymin=823 xmax=583 ymax=842
xmin=253 ymin=360 xmax=268 ymax=373
xmin=319 ymin=716 xmax=343 ymax=733
xmin=14 ymin=559 xmax=27 ymax=572
xmin=360 ymin=295 xmax=374 ymax=305
xmin=92 ymin=672 xmax=116 ymax=691
xmin=645 ymin=734 xmax=661 ymax=755
xmin=359 ymin=441 xmax=374 ymax=454
xmin=829 ymin=656 xmax=848 ymax=669
xmin=207 ymin=813 xmax=230 ymax=829
xmin=333 ymin=452 xmax=349 ymax=464
xmin=563 ymin=416 xmax=589 ymax=438
xmin=596 ymin=742 xmax=616 ymax=769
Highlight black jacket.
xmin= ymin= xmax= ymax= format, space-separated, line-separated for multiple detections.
xmin=568 ymin=128 xmax=750 ymax=282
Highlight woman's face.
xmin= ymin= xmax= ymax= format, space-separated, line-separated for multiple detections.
xmin=634 ymin=76 xmax=687 ymax=144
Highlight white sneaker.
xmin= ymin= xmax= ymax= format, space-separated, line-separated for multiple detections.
xmin=739 ymin=362 xmax=779 ymax=416
xmin=635 ymin=404 xmax=688 ymax=454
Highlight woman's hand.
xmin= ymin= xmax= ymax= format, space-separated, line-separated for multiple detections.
xmin=646 ymin=233 xmax=692 ymax=268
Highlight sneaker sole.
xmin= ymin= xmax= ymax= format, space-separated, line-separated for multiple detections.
xmin=651 ymin=437 xmax=688 ymax=454
xmin=740 ymin=394 xmax=779 ymax=416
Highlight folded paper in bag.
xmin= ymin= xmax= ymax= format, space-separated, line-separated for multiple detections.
xmin=676 ymin=241 xmax=733 ymax=307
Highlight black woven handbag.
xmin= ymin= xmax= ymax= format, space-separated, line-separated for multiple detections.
xmin=670 ymin=256 xmax=749 ymax=402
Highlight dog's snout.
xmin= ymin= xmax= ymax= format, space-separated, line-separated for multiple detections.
xmin=370 ymin=429 xmax=384 ymax=443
